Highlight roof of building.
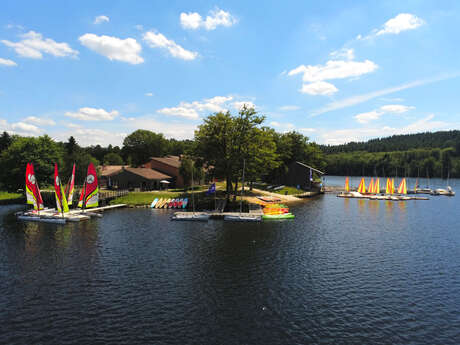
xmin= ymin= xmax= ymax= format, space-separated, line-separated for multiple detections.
xmin=100 ymin=165 xmax=130 ymax=177
xmin=111 ymin=167 xmax=171 ymax=180
xmin=148 ymin=155 xmax=181 ymax=168
xmin=295 ymin=161 xmax=325 ymax=175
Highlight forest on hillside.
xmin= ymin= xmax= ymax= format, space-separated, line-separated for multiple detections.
xmin=323 ymin=131 xmax=460 ymax=178
xmin=320 ymin=130 xmax=460 ymax=154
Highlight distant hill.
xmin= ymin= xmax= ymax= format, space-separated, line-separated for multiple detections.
xmin=321 ymin=130 xmax=460 ymax=178
xmin=320 ymin=130 xmax=460 ymax=154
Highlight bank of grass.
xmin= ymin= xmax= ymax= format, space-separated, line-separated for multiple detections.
xmin=0 ymin=191 xmax=22 ymax=201
xmin=272 ymin=186 xmax=305 ymax=195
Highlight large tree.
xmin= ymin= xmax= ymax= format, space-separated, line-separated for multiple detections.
xmin=0 ymin=135 xmax=64 ymax=191
xmin=194 ymin=106 xmax=277 ymax=200
xmin=122 ymin=129 xmax=168 ymax=166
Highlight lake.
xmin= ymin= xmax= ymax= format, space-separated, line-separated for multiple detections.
xmin=1 ymin=177 xmax=459 ymax=344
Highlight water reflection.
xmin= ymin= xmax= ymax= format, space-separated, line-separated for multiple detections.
xmin=1 ymin=196 xmax=460 ymax=345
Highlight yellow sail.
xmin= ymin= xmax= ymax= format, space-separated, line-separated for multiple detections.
xmin=368 ymin=178 xmax=375 ymax=194
xmin=345 ymin=177 xmax=350 ymax=192
xmin=374 ymin=178 xmax=380 ymax=194
xmin=397 ymin=178 xmax=407 ymax=194
xmin=391 ymin=178 xmax=395 ymax=194
xmin=357 ymin=178 xmax=366 ymax=194
xmin=385 ymin=178 xmax=391 ymax=194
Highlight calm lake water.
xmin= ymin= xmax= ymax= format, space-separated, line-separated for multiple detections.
xmin=1 ymin=177 xmax=459 ymax=344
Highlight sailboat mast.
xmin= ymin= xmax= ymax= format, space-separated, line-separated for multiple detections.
xmin=240 ymin=159 xmax=245 ymax=214
xmin=191 ymin=161 xmax=195 ymax=214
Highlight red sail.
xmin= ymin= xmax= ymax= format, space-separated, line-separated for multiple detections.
xmin=25 ymin=163 xmax=43 ymax=210
xmin=83 ymin=163 xmax=99 ymax=208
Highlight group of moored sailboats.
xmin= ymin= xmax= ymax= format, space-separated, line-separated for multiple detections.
xmin=17 ymin=162 xmax=100 ymax=223
xmin=337 ymin=176 xmax=441 ymax=200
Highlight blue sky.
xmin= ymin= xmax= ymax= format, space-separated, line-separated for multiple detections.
xmin=1 ymin=0 xmax=459 ymax=146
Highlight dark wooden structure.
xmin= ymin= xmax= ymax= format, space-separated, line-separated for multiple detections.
xmin=142 ymin=155 xmax=184 ymax=188
xmin=280 ymin=162 xmax=325 ymax=190
xmin=108 ymin=167 xmax=171 ymax=191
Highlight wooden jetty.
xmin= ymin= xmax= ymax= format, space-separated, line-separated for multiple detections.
xmin=173 ymin=206 xmax=264 ymax=221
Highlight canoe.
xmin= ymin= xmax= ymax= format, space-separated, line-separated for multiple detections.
xmin=151 ymin=198 xmax=159 ymax=208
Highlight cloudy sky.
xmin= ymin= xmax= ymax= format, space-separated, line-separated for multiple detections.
xmin=1 ymin=1 xmax=459 ymax=146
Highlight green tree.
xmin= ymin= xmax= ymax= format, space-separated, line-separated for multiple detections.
xmin=0 ymin=131 xmax=13 ymax=153
xmin=122 ymin=129 xmax=168 ymax=166
xmin=103 ymin=152 xmax=124 ymax=165
xmin=179 ymin=156 xmax=203 ymax=189
xmin=194 ymin=106 xmax=277 ymax=200
xmin=0 ymin=135 xmax=64 ymax=191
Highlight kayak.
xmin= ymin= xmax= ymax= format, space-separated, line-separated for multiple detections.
xmin=182 ymin=198 xmax=188 ymax=209
xmin=151 ymin=198 xmax=159 ymax=208
xmin=262 ymin=213 xmax=295 ymax=220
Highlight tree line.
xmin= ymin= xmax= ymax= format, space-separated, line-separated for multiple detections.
xmin=323 ymin=133 xmax=460 ymax=178
xmin=321 ymin=130 xmax=460 ymax=154
xmin=0 ymin=106 xmax=325 ymax=195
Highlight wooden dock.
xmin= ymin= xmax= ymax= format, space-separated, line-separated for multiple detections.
xmin=173 ymin=207 xmax=264 ymax=220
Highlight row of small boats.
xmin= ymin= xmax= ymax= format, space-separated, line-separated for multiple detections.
xmin=151 ymin=197 xmax=188 ymax=209
xmin=262 ymin=203 xmax=295 ymax=219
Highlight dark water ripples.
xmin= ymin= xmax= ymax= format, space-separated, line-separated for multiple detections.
xmin=1 ymin=184 xmax=460 ymax=344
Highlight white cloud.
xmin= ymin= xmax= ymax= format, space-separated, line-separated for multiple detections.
xmin=288 ymin=58 xmax=377 ymax=96
xmin=288 ymin=59 xmax=378 ymax=83
xmin=358 ymin=13 xmax=425 ymax=40
xmin=145 ymin=92 xmax=153 ymax=97
xmin=157 ymin=95 xmax=255 ymax=119
xmin=94 ymin=15 xmax=109 ymax=24
xmin=24 ymin=116 xmax=56 ymax=126
xmin=354 ymin=110 xmax=382 ymax=124
xmin=180 ymin=8 xmax=237 ymax=30
xmin=270 ymin=121 xmax=295 ymax=132
xmin=300 ymin=81 xmax=338 ymax=95
xmin=180 ymin=12 xmax=202 ymax=30
xmin=157 ymin=95 xmax=240 ymax=119
xmin=1 ymin=31 xmax=78 ymax=59
xmin=123 ymin=116 xmax=198 ymax=141
xmin=377 ymin=13 xmax=425 ymax=36
xmin=0 ymin=57 xmax=17 ymax=66
xmin=79 ymin=33 xmax=143 ymax=64
xmin=312 ymin=73 xmax=460 ymax=116
xmin=380 ymin=104 xmax=414 ymax=113
xmin=52 ymin=127 xmax=126 ymax=147
xmin=143 ymin=31 xmax=198 ymax=60
xmin=321 ymin=115 xmax=447 ymax=145
xmin=299 ymin=127 xmax=317 ymax=133
xmin=354 ymin=104 xmax=415 ymax=124
xmin=330 ymin=48 xmax=354 ymax=60
xmin=11 ymin=122 xmax=41 ymax=134
xmin=233 ymin=101 xmax=256 ymax=110
xmin=157 ymin=106 xmax=199 ymax=119
xmin=65 ymin=107 xmax=119 ymax=121
xmin=279 ymin=105 xmax=300 ymax=111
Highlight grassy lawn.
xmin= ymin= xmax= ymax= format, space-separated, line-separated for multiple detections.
xmin=0 ymin=191 xmax=23 ymax=201
xmin=266 ymin=186 xmax=305 ymax=195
